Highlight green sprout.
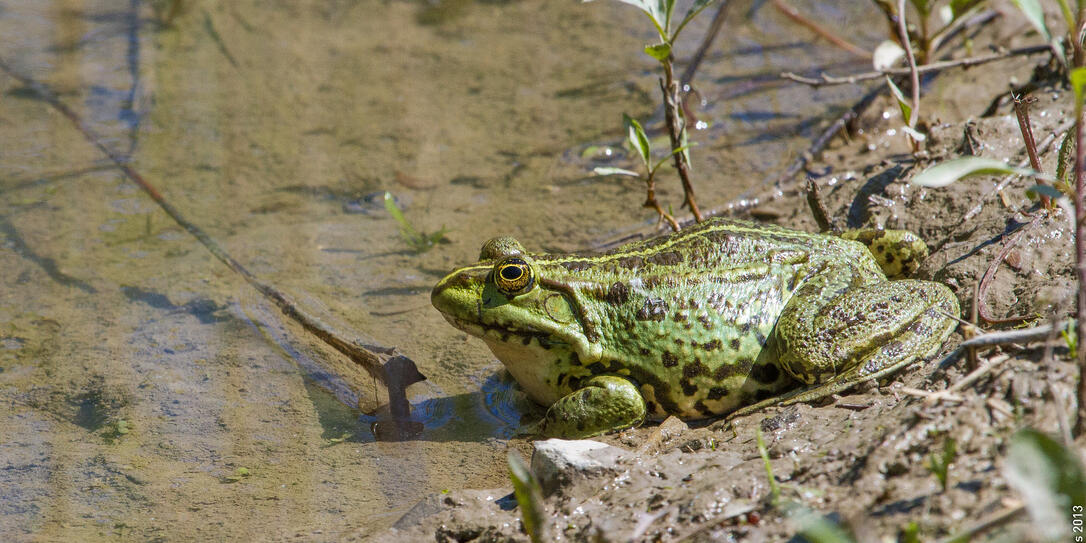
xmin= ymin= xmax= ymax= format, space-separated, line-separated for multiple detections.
xmin=926 ymin=437 xmax=957 ymax=492
xmin=755 ymin=427 xmax=781 ymax=506
xmin=383 ymin=192 xmax=448 ymax=253
xmin=507 ymin=452 xmax=547 ymax=543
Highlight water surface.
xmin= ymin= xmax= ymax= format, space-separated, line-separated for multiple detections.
xmin=0 ymin=0 xmax=883 ymax=538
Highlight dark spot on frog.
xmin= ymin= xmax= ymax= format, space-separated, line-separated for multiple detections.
xmin=683 ymin=359 xmax=708 ymax=379
xmin=703 ymin=339 xmax=722 ymax=351
xmin=645 ymin=400 xmax=659 ymax=415
xmin=874 ymin=244 xmax=884 ymax=252
xmin=697 ymin=314 xmax=712 ymax=327
xmin=740 ymin=322 xmax=752 ymax=334
xmin=674 ymin=338 xmax=685 ymax=347
xmin=646 ymin=251 xmax=683 ymax=266
xmin=562 ymin=260 xmax=594 ymax=272
xmin=751 ymin=363 xmax=780 ymax=384
xmin=522 ymin=336 xmax=531 ymax=346
xmin=617 ymin=255 xmax=644 ymax=270
xmin=587 ymin=362 xmax=607 ymax=374
xmin=707 ymin=386 xmax=729 ymax=400
xmin=639 ymin=347 xmax=651 ymax=355
xmin=754 ymin=388 xmax=776 ymax=402
xmin=637 ymin=299 xmax=669 ymax=321
xmin=579 ymin=389 xmax=591 ymax=402
xmin=680 ymin=378 xmax=698 ymax=396
xmin=661 ymin=351 xmax=678 ymax=368
xmin=754 ymin=330 xmax=767 ymax=346
xmin=729 ymin=338 xmax=741 ymax=351
xmin=606 ymin=281 xmax=629 ymax=305
xmin=885 ymin=253 xmax=895 ymax=264
xmin=673 ymin=312 xmax=687 ymax=323
xmin=694 ymin=400 xmax=713 ymax=416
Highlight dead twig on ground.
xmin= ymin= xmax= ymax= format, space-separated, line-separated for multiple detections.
xmin=0 ymin=57 xmax=425 ymax=436
xmin=781 ymin=45 xmax=1051 ymax=87
xmin=976 ymin=212 xmax=1046 ymax=324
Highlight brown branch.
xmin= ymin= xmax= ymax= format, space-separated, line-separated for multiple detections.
xmin=781 ymin=45 xmax=1051 ymax=87
xmin=0 ymin=57 xmax=425 ymax=436
xmin=660 ymin=63 xmax=703 ymax=222
xmin=976 ymin=213 xmax=1045 ymax=325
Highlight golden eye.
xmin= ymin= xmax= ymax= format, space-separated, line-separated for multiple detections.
xmin=493 ymin=256 xmax=534 ymax=296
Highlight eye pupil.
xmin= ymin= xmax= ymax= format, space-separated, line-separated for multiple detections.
xmin=493 ymin=257 xmax=534 ymax=296
xmin=500 ymin=266 xmax=522 ymax=281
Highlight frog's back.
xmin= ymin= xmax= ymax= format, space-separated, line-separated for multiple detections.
xmin=530 ymin=218 xmax=883 ymax=418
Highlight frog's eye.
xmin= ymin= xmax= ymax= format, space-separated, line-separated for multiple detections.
xmin=493 ymin=256 xmax=534 ymax=297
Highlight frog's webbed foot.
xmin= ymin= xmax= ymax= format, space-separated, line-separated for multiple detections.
xmin=538 ymin=376 xmax=646 ymax=439
xmin=839 ymin=228 xmax=928 ymax=279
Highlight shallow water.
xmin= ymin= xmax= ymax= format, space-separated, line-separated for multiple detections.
xmin=0 ymin=0 xmax=883 ymax=538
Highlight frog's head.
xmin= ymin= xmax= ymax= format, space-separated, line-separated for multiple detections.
xmin=431 ymin=237 xmax=603 ymax=401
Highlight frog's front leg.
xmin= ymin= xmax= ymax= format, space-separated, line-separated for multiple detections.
xmin=733 ymin=276 xmax=959 ymax=418
xmin=537 ymin=375 xmax=646 ymax=439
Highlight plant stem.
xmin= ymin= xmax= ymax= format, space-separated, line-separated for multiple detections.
xmin=661 ymin=60 xmax=703 ymax=222
xmin=644 ymin=171 xmax=681 ymax=231
xmin=1075 ymin=104 xmax=1086 ymax=436
xmin=897 ymin=0 xmax=922 ymax=150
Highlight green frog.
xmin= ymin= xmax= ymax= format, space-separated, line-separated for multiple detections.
xmin=431 ymin=218 xmax=959 ymax=438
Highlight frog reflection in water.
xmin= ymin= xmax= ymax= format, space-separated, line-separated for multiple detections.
xmin=431 ymin=218 xmax=959 ymax=438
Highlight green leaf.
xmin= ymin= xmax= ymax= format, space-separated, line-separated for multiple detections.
xmin=1011 ymin=0 xmax=1065 ymax=63
xmin=1026 ymin=184 xmax=1065 ymax=200
xmin=623 ymin=113 xmax=652 ymax=169
xmin=949 ymin=0 xmax=982 ymax=20
xmin=909 ymin=0 xmax=930 ymax=17
xmin=644 ymin=42 xmax=671 ymax=61
xmin=593 ymin=166 xmax=641 ymax=177
xmin=508 ymin=452 xmax=546 ymax=543
xmin=910 ymin=157 xmax=1049 ymax=187
xmin=673 ymin=0 xmax=717 ymax=41
xmin=586 ymin=0 xmax=669 ymax=38
xmin=1004 ymin=429 xmax=1086 ymax=541
xmin=1071 ymin=67 xmax=1086 ymax=110
xmin=885 ymin=77 xmax=912 ymax=125
xmin=1055 ymin=128 xmax=1075 ymax=185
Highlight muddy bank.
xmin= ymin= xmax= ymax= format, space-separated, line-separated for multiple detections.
xmin=371 ymin=57 xmax=1084 ymax=542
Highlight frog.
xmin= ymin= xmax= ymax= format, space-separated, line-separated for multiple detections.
xmin=430 ymin=217 xmax=959 ymax=438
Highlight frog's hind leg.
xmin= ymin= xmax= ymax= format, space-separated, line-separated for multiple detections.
xmin=731 ymin=279 xmax=959 ymax=419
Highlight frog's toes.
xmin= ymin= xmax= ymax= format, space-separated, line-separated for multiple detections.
xmin=841 ymin=228 xmax=928 ymax=278
xmin=539 ymin=376 xmax=646 ymax=439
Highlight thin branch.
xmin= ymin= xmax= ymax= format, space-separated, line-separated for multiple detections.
xmin=781 ymin=45 xmax=1051 ymax=87
xmin=680 ymin=0 xmax=730 ymax=88
xmin=897 ymin=0 xmax=921 ymax=145
xmin=660 ymin=64 xmax=704 ymax=222
xmin=771 ymin=0 xmax=869 ymax=58
xmin=976 ymin=212 xmax=1045 ymax=324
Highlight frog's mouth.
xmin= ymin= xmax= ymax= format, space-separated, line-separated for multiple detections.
xmin=441 ymin=314 xmax=568 ymax=350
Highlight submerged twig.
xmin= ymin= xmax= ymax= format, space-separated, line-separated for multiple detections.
xmin=680 ymin=0 xmax=730 ymax=88
xmin=0 ymin=57 xmax=425 ymax=433
xmin=771 ymin=0 xmax=868 ymax=58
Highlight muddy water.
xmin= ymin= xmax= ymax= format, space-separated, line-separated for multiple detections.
xmin=0 ymin=0 xmax=882 ymax=539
